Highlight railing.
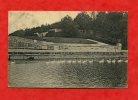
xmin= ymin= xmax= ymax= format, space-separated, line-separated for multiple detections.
xmin=8 ymin=52 xmax=127 ymax=60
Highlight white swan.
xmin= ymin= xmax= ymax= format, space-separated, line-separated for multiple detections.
xmin=89 ymin=59 xmax=94 ymax=63
xmin=107 ymin=59 xmax=111 ymax=63
xmin=99 ymin=59 xmax=104 ymax=63
xmin=77 ymin=60 xmax=81 ymax=63
xmin=72 ymin=60 xmax=76 ymax=63
xmin=67 ymin=60 xmax=72 ymax=63
xmin=118 ymin=59 xmax=123 ymax=63
xmin=112 ymin=59 xmax=116 ymax=63
xmin=11 ymin=61 xmax=15 ymax=64
xmin=124 ymin=60 xmax=128 ymax=63
xmin=82 ymin=60 xmax=87 ymax=63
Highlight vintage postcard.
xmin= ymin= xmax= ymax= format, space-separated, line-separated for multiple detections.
xmin=8 ymin=11 xmax=128 ymax=88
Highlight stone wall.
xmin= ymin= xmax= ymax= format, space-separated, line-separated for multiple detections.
xmin=8 ymin=36 xmax=42 ymax=49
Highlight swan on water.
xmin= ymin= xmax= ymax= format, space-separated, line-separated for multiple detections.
xmin=107 ymin=59 xmax=111 ymax=63
xmin=72 ymin=60 xmax=76 ymax=63
xmin=89 ymin=59 xmax=94 ymax=63
xmin=124 ymin=60 xmax=128 ymax=63
xmin=118 ymin=59 xmax=123 ymax=63
xmin=11 ymin=61 xmax=15 ymax=64
xmin=82 ymin=60 xmax=86 ymax=63
xmin=112 ymin=59 xmax=116 ymax=63
xmin=67 ymin=60 xmax=72 ymax=63
xmin=99 ymin=59 xmax=104 ymax=63
xmin=77 ymin=60 xmax=81 ymax=63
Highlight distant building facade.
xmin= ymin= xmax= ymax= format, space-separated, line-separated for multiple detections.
xmin=49 ymin=28 xmax=62 ymax=33
xmin=34 ymin=32 xmax=48 ymax=37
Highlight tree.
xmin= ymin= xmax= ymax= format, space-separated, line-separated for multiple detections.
xmin=60 ymin=15 xmax=79 ymax=37
xmin=91 ymin=11 xmax=128 ymax=49
xmin=24 ymin=28 xmax=37 ymax=36
xmin=74 ymin=12 xmax=92 ymax=30
xmin=9 ymin=29 xmax=25 ymax=37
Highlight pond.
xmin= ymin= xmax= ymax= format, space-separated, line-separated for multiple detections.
xmin=8 ymin=60 xmax=127 ymax=88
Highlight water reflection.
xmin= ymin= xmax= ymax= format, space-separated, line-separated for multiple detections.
xmin=8 ymin=60 xmax=127 ymax=88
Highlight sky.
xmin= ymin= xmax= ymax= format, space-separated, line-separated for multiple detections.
xmin=8 ymin=11 xmax=81 ymax=34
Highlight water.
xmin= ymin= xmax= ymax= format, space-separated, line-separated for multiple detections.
xmin=8 ymin=60 xmax=127 ymax=88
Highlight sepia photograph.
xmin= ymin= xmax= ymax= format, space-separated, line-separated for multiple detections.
xmin=8 ymin=11 xmax=128 ymax=88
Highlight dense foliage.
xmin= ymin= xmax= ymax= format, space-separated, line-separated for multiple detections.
xmin=9 ymin=12 xmax=128 ymax=49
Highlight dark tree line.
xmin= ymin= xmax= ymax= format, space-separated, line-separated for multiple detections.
xmin=9 ymin=12 xmax=128 ymax=49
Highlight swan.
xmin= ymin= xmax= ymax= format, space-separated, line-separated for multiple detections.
xmin=82 ymin=60 xmax=86 ymax=63
xmin=124 ymin=60 xmax=128 ymax=63
xmin=72 ymin=60 xmax=76 ymax=63
xmin=67 ymin=60 xmax=72 ymax=63
xmin=118 ymin=59 xmax=123 ymax=63
xmin=112 ymin=59 xmax=116 ymax=63
xmin=99 ymin=59 xmax=104 ymax=63
xmin=107 ymin=59 xmax=111 ymax=63
xmin=89 ymin=59 xmax=94 ymax=63
xmin=11 ymin=61 xmax=15 ymax=64
xmin=77 ymin=60 xmax=81 ymax=63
